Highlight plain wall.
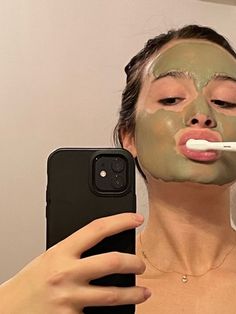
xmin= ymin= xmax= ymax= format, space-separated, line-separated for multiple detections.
xmin=1 ymin=0 xmax=236 ymax=283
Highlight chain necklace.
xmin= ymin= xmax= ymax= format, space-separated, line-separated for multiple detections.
xmin=139 ymin=232 xmax=236 ymax=283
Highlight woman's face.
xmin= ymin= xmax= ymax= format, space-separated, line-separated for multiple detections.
xmin=126 ymin=40 xmax=236 ymax=185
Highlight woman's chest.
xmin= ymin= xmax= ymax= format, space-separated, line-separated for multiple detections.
xmin=136 ymin=274 xmax=236 ymax=314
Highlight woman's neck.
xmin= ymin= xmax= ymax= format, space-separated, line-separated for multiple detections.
xmin=141 ymin=179 xmax=236 ymax=275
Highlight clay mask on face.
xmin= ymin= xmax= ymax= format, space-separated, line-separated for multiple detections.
xmin=135 ymin=41 xmax=236 ymax=185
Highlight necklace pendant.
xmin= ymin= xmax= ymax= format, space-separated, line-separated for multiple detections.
xmin=182 ymin=275 xmax=188 ymax=283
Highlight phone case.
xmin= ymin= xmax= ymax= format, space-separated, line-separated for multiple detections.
xmin=46 ymin=148 xmax=136 ymax=314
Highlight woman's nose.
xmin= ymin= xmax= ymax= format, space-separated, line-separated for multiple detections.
xmin=186 ymin=113 xmax=217 ymax=128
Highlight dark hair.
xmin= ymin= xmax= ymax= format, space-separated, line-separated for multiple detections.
xmin=113 ymin=25 xmax=236 ymax=146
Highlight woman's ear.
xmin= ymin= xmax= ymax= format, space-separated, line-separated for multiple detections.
xmin=121 ymin=131 xmax=137 ymax=158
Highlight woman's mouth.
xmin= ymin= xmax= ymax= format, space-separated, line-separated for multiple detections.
xmin=177 ymin=130 xmax=222 ymax=162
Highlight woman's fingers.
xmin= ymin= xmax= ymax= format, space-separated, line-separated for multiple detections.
xmin=59 ymin=213 xmax=144 ymax=256
xmin=75 ymin=285 xmax=151 ymax=307
xmin=43 ymin=213 xmax=148 ymax=311
xmin=71 ymin=252 xmax=146 ymax=282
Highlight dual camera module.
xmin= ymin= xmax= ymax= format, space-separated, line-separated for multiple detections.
xmin=93 ymin=155 xmax=128 ymax=193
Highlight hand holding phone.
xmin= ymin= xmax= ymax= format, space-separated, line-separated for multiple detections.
xmin=0 ymin=213 xmax=150 ymax=314
xmin=46 ymin=148 xmax=150 ymax=313
xmin=49 ymin=213 xmax=148 ymax=309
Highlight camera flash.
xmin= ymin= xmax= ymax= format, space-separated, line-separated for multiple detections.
xmin=100 ymin=170 xmax=107 ymax=178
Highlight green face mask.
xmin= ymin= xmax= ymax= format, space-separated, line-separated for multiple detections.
xmin=135 ymin=41 xmax=236 ymax=185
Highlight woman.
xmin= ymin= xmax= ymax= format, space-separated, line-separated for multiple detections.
xmin=1 ymin=24 xmax=236 ymax=313
xmin=117 ymin=24 xmax=236 ymax=313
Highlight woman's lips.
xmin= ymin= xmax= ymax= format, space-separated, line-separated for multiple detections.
xmin=178 ymin=130 xmax=222 ymax=162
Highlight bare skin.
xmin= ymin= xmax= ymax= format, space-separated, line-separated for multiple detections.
xmin=0 ymin=213 xmax=151 ymax=314
xmin=135 ymin=181 xmax=236 ymax=314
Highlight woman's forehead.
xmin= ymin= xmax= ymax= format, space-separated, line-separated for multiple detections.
xmin=144 ymin=39 xmax=236 ymax=91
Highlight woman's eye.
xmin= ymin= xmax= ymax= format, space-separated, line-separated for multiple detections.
xmin=158 ymin=97 xmax=184 ymax=106
xmin=211 ymin=99 xmax=236 ymax=108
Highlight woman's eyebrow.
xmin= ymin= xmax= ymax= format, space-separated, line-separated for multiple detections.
xmin=152 ymin=71 xmax=193 ymax=82
xmin=212 ymin=74 xmax=236 ymax=83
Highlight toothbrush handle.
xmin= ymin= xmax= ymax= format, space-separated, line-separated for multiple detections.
xmin=209 ymin=142 xmax=236 ymax=152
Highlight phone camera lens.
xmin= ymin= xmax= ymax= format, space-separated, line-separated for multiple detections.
xmin=111 ymin=157 xmax=125 ymax=173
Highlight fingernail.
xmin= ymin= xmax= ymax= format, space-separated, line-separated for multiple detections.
xmin=144 ymin=288 xmax=152 ymax=299
xmin=135 ymin=213 xmax=144 ymax=223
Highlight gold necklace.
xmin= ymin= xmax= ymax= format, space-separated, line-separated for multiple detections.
xmin=139 ymin=232 xmax=236 ymax=283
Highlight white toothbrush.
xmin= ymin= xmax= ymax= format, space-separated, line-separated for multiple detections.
xmin=186 ymin=139 xmax=236 ymax=152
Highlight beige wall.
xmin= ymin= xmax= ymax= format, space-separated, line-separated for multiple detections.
xmin=1 ymin=0 xmax=236 ymax=283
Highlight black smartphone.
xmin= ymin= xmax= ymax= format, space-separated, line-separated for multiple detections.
xmin=46 ymin=148 xmax=136 ymax=314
